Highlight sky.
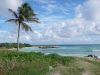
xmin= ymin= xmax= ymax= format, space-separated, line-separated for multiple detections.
xmin=0 ymin=0 xmax=100 ymax=45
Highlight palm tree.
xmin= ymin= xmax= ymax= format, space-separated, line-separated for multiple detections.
xmin=6 ymin=3 xmax=39 ymax=51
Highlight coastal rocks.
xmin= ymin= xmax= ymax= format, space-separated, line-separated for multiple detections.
xmin=38 ymin=46 xmax=59 ymax=49
xmin=86 ymin=54 xmax=98 ymax=59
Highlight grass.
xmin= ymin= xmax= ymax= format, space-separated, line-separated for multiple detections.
xmin=0 ymin=50 xmax=100 ymax=75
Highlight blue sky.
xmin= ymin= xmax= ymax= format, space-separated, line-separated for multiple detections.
xmin=0 ymin=0 xmax=100 ymax=45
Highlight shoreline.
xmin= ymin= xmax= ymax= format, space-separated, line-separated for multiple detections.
xmin=1 ymin=46 xmax=100 ymax=59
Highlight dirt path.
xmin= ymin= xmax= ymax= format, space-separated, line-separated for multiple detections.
xmin=82 ymin=71 xmax=91 ymax=75
xmin=49 ymin=71 xmax=61 ymax=75
xmin=52 ymin=72 xmax=61 ymax=75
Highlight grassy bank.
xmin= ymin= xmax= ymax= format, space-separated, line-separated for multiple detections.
xmin=0 ymin=43 xmax=32 ymax=49
xmin=0 ymin=50 xmax=100 ymax=75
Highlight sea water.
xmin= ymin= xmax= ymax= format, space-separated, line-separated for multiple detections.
xmin=20 ymin=44 xmax=100 ymax=57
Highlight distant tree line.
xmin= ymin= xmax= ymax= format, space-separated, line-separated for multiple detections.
xmin=0 ymin=43 xmax=32 ymax=49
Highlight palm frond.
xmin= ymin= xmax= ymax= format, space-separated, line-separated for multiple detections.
xmin=6 ymin=19 xmax=19 ymax=24
xmin=26 ymin=18 xmax=40 ymax=23
xmin=21 ymin=22 xmax=32 ymax=32
xmin=8 ymin=9 xmax=18 ymax=18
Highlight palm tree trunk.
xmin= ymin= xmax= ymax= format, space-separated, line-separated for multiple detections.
xmin=17 ymin=23 xmax=21 ymax=51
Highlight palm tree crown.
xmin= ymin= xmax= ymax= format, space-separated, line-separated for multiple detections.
xmin=7 ymin=3 xmax=39 ymax=32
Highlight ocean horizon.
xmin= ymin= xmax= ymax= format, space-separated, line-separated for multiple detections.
xmin=20 ymin=44 xmax=100 ymax=57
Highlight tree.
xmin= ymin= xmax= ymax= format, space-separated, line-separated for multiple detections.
xmin=6 ymin=3 xmax=39 ymax=51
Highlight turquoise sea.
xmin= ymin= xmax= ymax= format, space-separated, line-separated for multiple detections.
xmin=20 ymin=44 xmax=100 ymax=57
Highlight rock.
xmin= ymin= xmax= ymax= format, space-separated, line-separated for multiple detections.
xmin=86 ymin=54 xmax=98 ymax=59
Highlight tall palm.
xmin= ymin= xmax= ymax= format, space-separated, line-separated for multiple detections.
xmin=6 ymin=3 xmax=39 ymax=51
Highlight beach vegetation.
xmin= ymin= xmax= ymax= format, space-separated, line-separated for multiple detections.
xmin=0 ymin=51 xmax=100 ymax=75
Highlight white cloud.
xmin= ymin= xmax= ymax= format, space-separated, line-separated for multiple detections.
xmin=33 ymin=0 xmax=100 ymax=44
xmin=0 ymin=30 xmax=16 ymax=43
xmin=0 ymin=0 xmax=23 ymax=16
xmin=0 ymin=30 xmax=33 ymax=43
xmin=6 ymin=0 xmax=23 ymax=11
